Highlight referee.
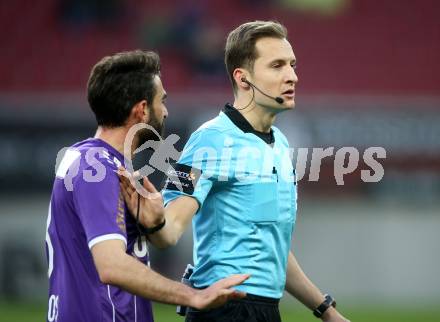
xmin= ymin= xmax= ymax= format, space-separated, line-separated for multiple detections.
xmin=121 ymin=21 xmax=349 ymax=322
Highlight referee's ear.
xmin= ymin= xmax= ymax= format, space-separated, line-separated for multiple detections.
xmin=233 ymin=68 xmax=250 ymax=91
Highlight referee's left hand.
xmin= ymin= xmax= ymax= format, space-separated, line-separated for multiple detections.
xmin=322 ymin=307 xmax=350 ymax=322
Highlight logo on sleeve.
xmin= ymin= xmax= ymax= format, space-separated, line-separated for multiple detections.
xmin=163 ymin=163 xmax=202 ymax=194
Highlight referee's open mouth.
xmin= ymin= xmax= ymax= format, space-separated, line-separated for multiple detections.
xmin=282 ymin=89 xmax=295 ymax=99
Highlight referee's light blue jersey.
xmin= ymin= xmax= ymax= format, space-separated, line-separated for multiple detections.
xmin=163 ymin=105 xmax=297 ymax=299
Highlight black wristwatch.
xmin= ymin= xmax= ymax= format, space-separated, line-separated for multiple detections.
xmin=313 ymin=294 xmax=336 ymax=318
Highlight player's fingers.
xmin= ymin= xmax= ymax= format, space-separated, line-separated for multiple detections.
xmin=142 ymin=177 xmax=162 ymax=200
xmin=120 ymin=184 xmax=138 ymax=209
xmin=216 ymin=289 xmax=246 ymax=302
xmin=142 ymin=177 xmax=158 ymax=193
xmin=215 ymin=274 xmax=250 ymax=289
xmin=218 ymin=289 xmax=234 ymax=297
xmin=117 ymin=167 xmax=139 ymax=190
xmin=117 ymin=166 xmax=130 ymax=178
xmin=119 ymin=174 xmax=130 ymax=190
xmin=132 ymin=170 xmax=142 ymax=180
xmin=128 ymin=173 xmax=140 ymax=189
xmin=119 ymin=176 xmax=136 ymax=197
xmin=229 ymin=290 xmax=246 ymax=299
xmin=218 ymin=288 xmax=246 ymax=301
xmin=118 ymin=168 xmax=133 ymax=188
xmin=120 ymin=183 xmax=132 ymax=202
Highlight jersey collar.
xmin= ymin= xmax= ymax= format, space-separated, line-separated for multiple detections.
xmin=222 ymin=103 xmax=275 ymax=144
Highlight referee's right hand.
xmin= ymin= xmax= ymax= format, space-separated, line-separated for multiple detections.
xmin=191 ymin=274 xmax=250 ymax=310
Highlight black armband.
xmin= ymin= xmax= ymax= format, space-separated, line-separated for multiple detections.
xmin=163 ymin=163 xmax=202 ymax=195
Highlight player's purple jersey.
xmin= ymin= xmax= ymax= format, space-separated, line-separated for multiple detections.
xmin=45 ymin=138 xmax=154 ymax=322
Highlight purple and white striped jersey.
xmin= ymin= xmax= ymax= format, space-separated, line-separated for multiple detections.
xmin=45 ymin=138 xmax=154 ymax=322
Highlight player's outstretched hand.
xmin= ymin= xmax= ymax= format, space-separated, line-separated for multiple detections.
xmin=117 ymin=166 xmax=165 ymax=228
xmin=191 ymin=274 xmax=250 ymax=310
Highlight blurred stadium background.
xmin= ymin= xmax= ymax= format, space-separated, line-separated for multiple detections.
xmin=0 ymin=0 xmax=439 ymax=321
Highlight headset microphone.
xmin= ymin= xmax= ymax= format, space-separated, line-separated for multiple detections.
xmin=274 ymin=96 xmax=284 ymax=104
xmin=242 ymin=78 xmax=284 ymax=104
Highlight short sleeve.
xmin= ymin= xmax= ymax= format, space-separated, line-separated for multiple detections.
xmin=73 ymin=164 xmax=127 ymax=249
xmin=162 ymin=129 xmax=224 ymax=209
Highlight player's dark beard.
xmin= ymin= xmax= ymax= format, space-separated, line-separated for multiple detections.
xmin=136 ymin=112 xmax=165 ymax=148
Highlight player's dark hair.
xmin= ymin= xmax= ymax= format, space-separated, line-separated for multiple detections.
xmin=225 ymin=21 xmax=287 ymax=93
xmin=87 ymin=50 xmax=161 ymax=127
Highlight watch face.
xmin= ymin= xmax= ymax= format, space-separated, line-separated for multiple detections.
xmin=326 ymin=295 xmax=336 ymax=308
xmin=313 ymin=295 xmax=336 ymax=318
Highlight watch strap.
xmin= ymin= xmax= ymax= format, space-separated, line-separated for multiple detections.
xmin=313 ymin=294 xmax=336 ymax=318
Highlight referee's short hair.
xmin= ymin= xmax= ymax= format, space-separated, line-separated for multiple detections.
xmin=87 ymin=50 xmax=161 ymax=127
xmin=225 ymin=21 xmax=287 ymax=93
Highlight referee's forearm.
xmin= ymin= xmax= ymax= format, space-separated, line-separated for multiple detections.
xmin=285 ymin=252 xmax=325 ymax=310
xmin=148 ymin=196 xmax=198 ymax=248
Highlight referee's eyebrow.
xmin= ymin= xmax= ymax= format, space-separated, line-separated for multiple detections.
xmin=268 ymin=57 xmax=297 ymax=66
